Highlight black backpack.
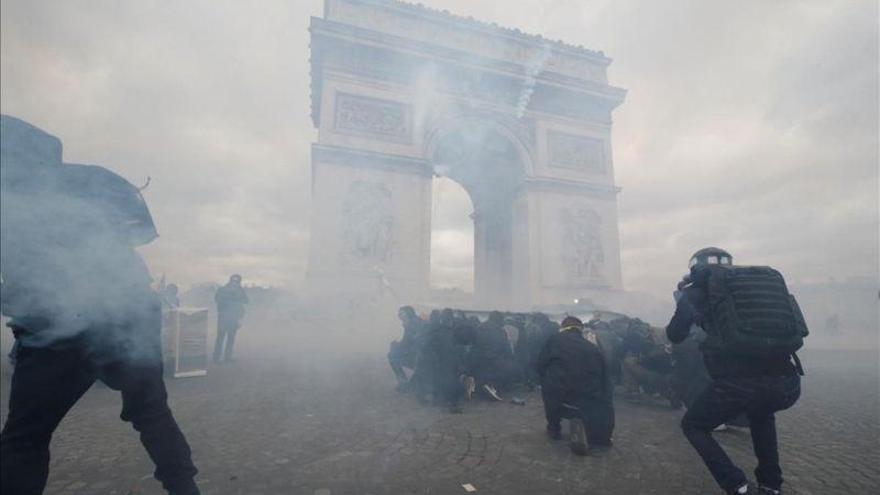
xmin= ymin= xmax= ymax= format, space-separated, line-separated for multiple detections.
xmin=692 ymin=264 xmax=809 ymax=359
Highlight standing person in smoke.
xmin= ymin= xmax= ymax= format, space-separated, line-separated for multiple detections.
xmin=667 ymin=247 xmax=807 ymax=495
xmin=0 ymin=115 xmax=199 ymax=495
xmin=213 ymin=274 xmax=248 ymax=364
xmin=536 ymin=316 xmax=614 ymax=456
xmin=387 ymin=305 xmax=426 ymax=392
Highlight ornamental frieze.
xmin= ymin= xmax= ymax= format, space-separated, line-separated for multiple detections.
xmin=334 ymin=92 xmax=411 ymax=142
xmin=548 ymin=131 xmax=606 ymax=173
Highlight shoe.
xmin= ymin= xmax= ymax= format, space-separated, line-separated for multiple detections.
xmin=546 ymin=425 xmax=562 ymax=441
xmin=714 ymin=424 xmax=729 ymax=432
xmin=482 ymin=384 xmax=503 ymax=401
xmin=727 ymin=483 xmax=754 ymax=495
xmin=568 ymin=420 xmax=588 ymax=456
xmin=757 ymin=486 xmax=781 ymax=495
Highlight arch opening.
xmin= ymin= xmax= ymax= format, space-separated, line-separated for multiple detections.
xmin=428 ymin=121 xmax=527 ymax=308
xmin=430 ymin=176 xmax=474 ymax=298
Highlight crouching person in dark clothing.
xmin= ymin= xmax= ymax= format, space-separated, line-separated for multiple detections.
xmin=536 ymin=316 xmax=614 ymax=456
xmin=388 ymin=306 xmax=425 ymax=392
xmin=421 ymin=309 xmax=466 ymax=413
xmin=668 ymin=247 xmax=805 ymax=495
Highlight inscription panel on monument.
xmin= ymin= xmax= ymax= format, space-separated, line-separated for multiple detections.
xmin=334 ymin=92 xmax=412 ymax=143
xmin=548 ymin=131 xmax=606 ymax=173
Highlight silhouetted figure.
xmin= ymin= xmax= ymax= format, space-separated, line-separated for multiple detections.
xmin=420 ymin=309 xmax=466 ymax=413
xmin=537 ymin=316 xmax=614 ymax=456
xmin=213 ymin=274 xmax=248 ymax=363
xmin=668 ymin=247 xmax=806 ymax=495
xmin=0 ymin=115 xmax=199 ymax=495
xmin=388 ymin=306 xmax=426 ymax=391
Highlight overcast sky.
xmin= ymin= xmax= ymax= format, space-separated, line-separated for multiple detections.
xmin=1 ymin=0 xmax=877 ymax=300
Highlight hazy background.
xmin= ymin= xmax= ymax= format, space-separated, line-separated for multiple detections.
xmin=1 ymin=0 xmax=877 ymax=306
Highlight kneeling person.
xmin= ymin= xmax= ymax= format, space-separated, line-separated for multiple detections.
xmin=536 ymin=316 xmax=614 ymax=455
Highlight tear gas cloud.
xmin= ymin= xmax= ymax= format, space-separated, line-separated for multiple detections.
xmin=0 ymin=0 xmax=877 ymax=354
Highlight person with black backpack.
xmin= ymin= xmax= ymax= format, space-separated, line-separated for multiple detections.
xmin=667 ymin=247 xmax=807 ymax=495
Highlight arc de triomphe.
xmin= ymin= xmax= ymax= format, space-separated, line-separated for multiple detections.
xmin=306 ymin=0 xmax=626 ymax=309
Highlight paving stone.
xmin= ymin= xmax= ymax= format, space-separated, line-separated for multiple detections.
xmin=0 ymin=349 xmax=876 ymax=494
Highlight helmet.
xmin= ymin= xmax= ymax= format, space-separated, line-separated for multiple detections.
xmin=688 ymin=247 xmax=733 ymax=268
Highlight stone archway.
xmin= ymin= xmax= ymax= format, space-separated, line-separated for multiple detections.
xmin=306 ymin=0 xmax=627 ymax=309
xmin=428 ymin=120 xmax=527 ymax=307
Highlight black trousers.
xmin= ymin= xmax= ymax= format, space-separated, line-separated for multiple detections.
xmin=213 ymin=321 xmax=238 ymax=362
xmin=681 ymin=375 xmax=800 ymax=492
xmin=388 ymin=341 xmax=417 ymax=384
xmin=0 ymin=334 xmax=199 ymax=495
xmin=542 ymin=387 xmax=615 ymax=447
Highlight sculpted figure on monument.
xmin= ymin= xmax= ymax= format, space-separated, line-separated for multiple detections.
xmin=562 ymin=207 xmax=605 ymax=281
xmin=342 ymin=180 xmax=394 ymax=263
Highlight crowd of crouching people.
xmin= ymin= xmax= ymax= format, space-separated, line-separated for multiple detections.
xmin=387 ymin=305 xmax=715 ymax=455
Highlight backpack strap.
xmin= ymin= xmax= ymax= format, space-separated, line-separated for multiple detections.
xmin=792 ymin=352 xmax=805 ymax=376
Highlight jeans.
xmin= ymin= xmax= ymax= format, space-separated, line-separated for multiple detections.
xmin=681 ymin=374 xmax=801 ymax=492
xmin=542 ymin=387 xmax=615 ymax=447
xmin=0 ymin=334 xmax=199 ymax=495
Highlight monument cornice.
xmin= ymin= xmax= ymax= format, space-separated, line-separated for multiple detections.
xmin=339 ymin=0 xmax=611 ymax=63
xmin=311 ymin=18 xmax=626 ymax=98
xmin=311 ymin=19 xmax=626 ymax=126
xmin=312 ymin=143 xmax=432 ymax=177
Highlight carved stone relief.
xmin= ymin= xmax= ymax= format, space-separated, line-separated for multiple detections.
xmin=342 ymin=181 xmax=393 ymax=263
xmin=561 ymin=207 xmax=604 ymax=282
xmin=547 ymin=131 xmax=605 ymax=173
xmin=334 ymin=93 xmax=411 ymax=142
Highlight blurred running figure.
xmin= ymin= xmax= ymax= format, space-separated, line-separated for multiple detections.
xmin=213 ymin=274 xmax=248 ymax=363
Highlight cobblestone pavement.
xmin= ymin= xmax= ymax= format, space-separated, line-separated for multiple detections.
xmin=1 ymin=346 xmax=877 ymax=495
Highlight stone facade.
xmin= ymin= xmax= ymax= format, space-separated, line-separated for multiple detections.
xmin=307 ymin=0 xmax=626 ymax=308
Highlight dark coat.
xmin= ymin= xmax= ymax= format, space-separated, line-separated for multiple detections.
xmin=536 ymin=329 xmax=610 ymax=403
xmin=215 ymin=284 xmax=248 ymax=326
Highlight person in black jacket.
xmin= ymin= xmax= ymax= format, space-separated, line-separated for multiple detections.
xmin=465 ymin=311 xmax=520 ymax=400
xmin=213 ymin=274 xmax=248 ymax=363
xmin=420 ymin=308 xmax=466 ymax=413
xmin=536 ymin=316 xmax=614 ymax=456
xmin=667 ymin=247 xmax=800 ymax=495
xmin=0 ymin=116 xmax=199 ymax=495
xmin=388 ymin=306 xmax=425 ymax=391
